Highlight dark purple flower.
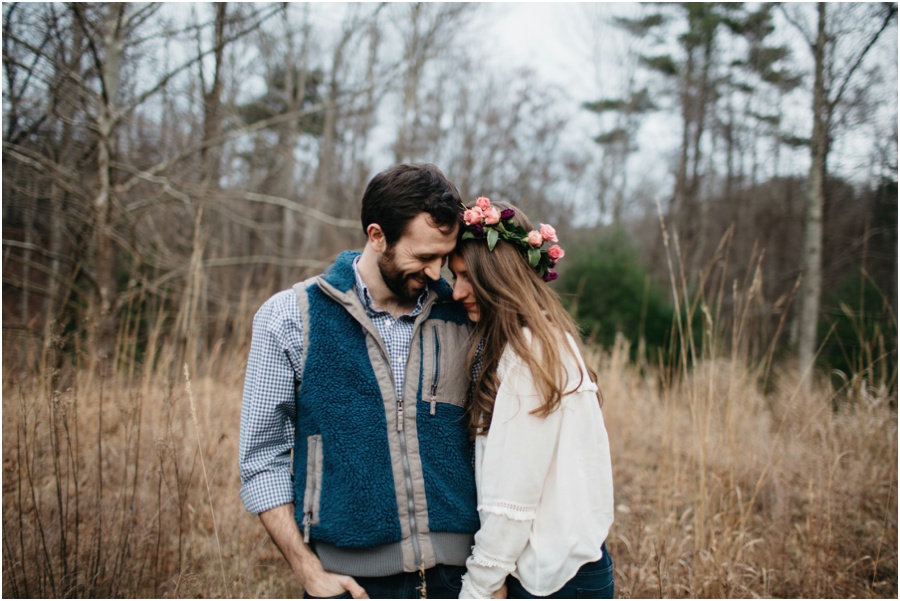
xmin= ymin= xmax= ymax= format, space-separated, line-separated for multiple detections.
xmin=473 ymin=223 xmax=486 ymax=238
xmin=543 ymin=269 xmax=558 ymax=282
xmin=500 ymin=208 xmax=516 ymax=221
xmin=549 ymin=260 xmax=557 ymax=268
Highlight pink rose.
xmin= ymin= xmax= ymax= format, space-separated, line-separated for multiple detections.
xmin=475 ymin=196 xmax=491 ymax=210
xmin=483 ymin=206 xmax=501 ymax=225
xmin=527 ymin=230 xmax=543 ymax=247
xmin=548 ymin=244 xmax=565 ymax=261
xmin=463 ymin=207 xmax=483 ymax=226
xmin=539 ymin=223 xmax=558 ymax=243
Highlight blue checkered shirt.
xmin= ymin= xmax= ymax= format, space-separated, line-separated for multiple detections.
xmin=239 ymin=258 xmax=427 ymax=515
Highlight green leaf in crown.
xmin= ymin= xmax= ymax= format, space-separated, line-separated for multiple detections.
xmin=487 ymin=228 xmax=500 ymax=251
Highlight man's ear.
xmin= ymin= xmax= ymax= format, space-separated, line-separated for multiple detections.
xmin=367 ymin=223 xmax=387 ymax=252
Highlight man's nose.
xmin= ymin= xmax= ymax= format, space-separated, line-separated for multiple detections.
xmin=424 ymin=259 xmax=442 ymax=281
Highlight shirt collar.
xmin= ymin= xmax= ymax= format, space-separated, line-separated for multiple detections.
xmin=352 ymin=256 xmax=428 ymax=319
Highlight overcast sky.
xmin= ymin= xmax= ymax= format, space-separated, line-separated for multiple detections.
xmin=478 ymin=3 xmax=691 ymax=205
xmin=249 ymin=1 xmax=896 ymax=214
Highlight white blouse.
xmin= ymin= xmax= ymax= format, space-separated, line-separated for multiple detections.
xmin=458 ymin=331 xmax=615 ymax=599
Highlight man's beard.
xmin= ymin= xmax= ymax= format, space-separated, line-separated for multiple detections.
xmin=378 ymin=246 xmax=427 ymax=303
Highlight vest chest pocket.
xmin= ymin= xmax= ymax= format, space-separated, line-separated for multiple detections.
xmin=301 ymin=434 xmax=323 ymax=542
xmin=425 ymin=324 xmax=469 ymax=415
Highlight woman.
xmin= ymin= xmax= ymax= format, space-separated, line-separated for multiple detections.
xmin=450 ymin=198 xmax=615 ymax=599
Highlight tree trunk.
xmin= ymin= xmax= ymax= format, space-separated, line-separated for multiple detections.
xmin=21 ymin=180 xmax=35 ymax=366
xmin=797 ymin=2 xmax=827 ymax=384
xmin=394 ymin=4 xmax=422 ymax=164
xmin=673 ymin=47 xmax=694 ymax=219
xmin=688 ymin=37 xmax=715 ymax=280
xmin=299 ymin=12 xmax=354 ymax=268
xmin=43 ymin=20 xmax=81 ymax=375
xmin=179 ymin=2 xmax=228 ymax=366
xmin=89 ymin=2 xmax=126 ymax=371
xmin=279 ymin=5 xmax=308 ymax=288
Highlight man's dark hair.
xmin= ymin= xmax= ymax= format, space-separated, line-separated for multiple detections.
xmin=361 ymin=163 xmax=462 ymax=245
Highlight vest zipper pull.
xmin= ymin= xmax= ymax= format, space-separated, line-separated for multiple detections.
xmin=302 ymin=512 xmax=312 ymax=543
xmin=430 ymin=393 xmax=437 ymax=416
xmin=397 ymin=397 xmax=404 ymax=431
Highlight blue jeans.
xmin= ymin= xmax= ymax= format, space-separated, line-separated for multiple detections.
xmin=507 ymin=544 xmax=614 ymax=599
xmin=303 ymin=564 xmax=466 ymax=599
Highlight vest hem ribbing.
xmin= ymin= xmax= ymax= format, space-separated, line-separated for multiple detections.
xmin=314 ymin=532 xmax=474 ymax=577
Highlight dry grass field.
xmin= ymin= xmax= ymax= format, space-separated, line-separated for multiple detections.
xmin=2 ymin=284 xmax=897 ymax=598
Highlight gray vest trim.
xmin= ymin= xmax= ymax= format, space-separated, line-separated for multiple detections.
xmin=292 ymin=276 xmax=318 ymax=385
xmin=315 ymin=532 xmax=473 ymax=577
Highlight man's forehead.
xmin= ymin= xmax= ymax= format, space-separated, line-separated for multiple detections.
xmin=399 ymin=213 xmax=458 ymax=243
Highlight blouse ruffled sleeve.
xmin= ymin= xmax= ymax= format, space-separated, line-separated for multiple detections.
xmin=459 ymin=347 xmax=565 ymax=599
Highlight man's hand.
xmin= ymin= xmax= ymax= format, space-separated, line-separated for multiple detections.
xmin=259 ymin=504 xmax=368 ymax=599
xmin=301 ymin=565 xmax=368 ymax=599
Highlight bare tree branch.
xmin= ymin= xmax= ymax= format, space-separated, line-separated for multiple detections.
xmin=828 ymin=5 xmax=897 ymax=112
xmin=117 ymin=103 xmax=326 ymax=193
xmin=779 ymin=4 xmax=815 ymax=50
xmin=113 ymin=161 xmax=193 ymax=208
xmin=122 ymin=2 xmax=161 ymax=36
xmin=1 ymin=35 xmax=91 ymax=92
xmin=2 ymin=239 xmax=78 ymax=266
xmin=2 ymin=141 xmax=92 ymax=200
xmin=203 ymin=256 xmax=333 ymax=269
xmin=231 ymin=191 xmax=360 ymax=230
xmin=122 ymin=3 xmax=281 ymax=114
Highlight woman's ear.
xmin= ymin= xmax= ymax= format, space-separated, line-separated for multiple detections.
xmin=367 ymin=223 xmax=387 ymax=252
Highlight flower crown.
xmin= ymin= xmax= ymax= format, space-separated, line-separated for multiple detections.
xmin=460 ymin=196 xmax=564 ymax=282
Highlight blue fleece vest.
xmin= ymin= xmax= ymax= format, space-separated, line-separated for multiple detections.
xmin=292 ymin=251 xmax=479 ymax=548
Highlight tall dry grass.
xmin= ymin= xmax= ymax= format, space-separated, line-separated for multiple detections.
xmin=2 ymin=297 xmax=304 ymax=598
xmin=595 ymin=336 xmax=896 ymax=598
xmin=589 ymin=218 xmax=897 ymax=598
xmin=2 ymin=235 xmax=897 ymax=598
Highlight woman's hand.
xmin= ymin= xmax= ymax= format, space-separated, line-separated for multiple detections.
xmin=491 ymin=584 xmax=508 ymax=599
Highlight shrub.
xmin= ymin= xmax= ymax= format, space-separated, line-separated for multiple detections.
xmin=557 ymin=229 xmax=674 ymax=360
xmin=819 ymin=273 xmax=898 ymax=398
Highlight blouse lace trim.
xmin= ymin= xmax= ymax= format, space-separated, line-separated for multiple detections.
xmin=472 ymin=547 xmax=518 ymax=573
xmin=479 ymin=501 xmax=537 ymax=521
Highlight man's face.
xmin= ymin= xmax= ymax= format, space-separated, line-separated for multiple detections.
xmin=377 ymin=212 xmax=458 ymax=303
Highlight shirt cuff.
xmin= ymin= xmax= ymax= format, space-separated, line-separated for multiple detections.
xmin=459 ymin=573 xmax=494 ymax=599
xmin=461 ymin=548 xmax=514 ymax=599
xmin=240 ymin=470 xmax=295 ymax=515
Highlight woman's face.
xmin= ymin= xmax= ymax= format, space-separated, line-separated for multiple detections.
xmin=449 ymin=253 xmax=480 ymax=323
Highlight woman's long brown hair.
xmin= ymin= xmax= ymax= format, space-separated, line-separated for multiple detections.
xmin=456 ymin=203 xmax=601 ymax=438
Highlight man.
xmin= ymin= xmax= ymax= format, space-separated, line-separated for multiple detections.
xmin=239 ymin=164 xmax=479 ymax=599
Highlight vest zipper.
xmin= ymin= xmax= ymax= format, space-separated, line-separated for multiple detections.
xmin=430 ymin=326 xmax=440 ymax=416
xmin=379 ymin=340 xmax=422 ymax=569
xmin=398 ymin=425 xmax=422 ymax=567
